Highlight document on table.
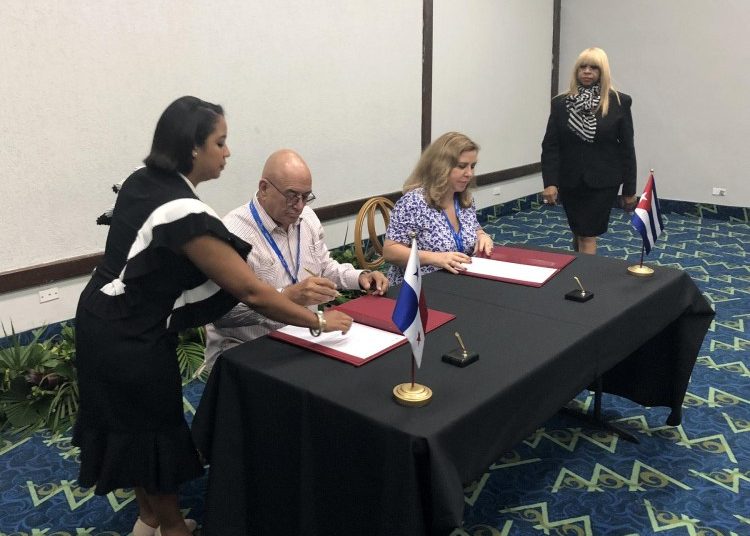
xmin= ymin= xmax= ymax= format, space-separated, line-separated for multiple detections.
xmin=271 ymin=321 xmax=407 ymax=365
xmin=463 ymin=256 xmax=558 ymax=285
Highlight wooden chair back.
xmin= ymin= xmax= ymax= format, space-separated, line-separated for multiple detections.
xmin=353 ymin=196 xmax=395 ymax=270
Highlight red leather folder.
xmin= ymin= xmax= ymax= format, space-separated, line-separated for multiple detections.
xmin=461 ymin=246 xmax=575 ymax=287
xmin=335 ymin=294 xmax=455 ymax=334
xmin=268 ymin=295 xmax=455 ymax=366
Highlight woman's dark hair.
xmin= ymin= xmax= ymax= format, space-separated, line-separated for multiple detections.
xmin=144 ymin=96 xmax=224 ymax=174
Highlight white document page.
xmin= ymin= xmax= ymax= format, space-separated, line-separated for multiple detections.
xmin=463 ymin=257 xmax=557 ymax=284
xmin=276 ymin=322 xmax=406 ymax=361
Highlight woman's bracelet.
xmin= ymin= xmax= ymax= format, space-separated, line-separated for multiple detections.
xmin=309 ymin=310 xmax=326 ymax=337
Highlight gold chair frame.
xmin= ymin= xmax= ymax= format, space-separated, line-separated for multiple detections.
xmin=354 ymin=196 xmax=395 ymax=270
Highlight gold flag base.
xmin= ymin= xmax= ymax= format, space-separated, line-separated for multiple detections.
xmin=627 ymin=264 xmax=655 ymax=277
xmin=393 ymin=382 xmax=433 ymax=407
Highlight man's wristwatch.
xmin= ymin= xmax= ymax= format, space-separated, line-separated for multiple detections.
xmin=309 ymin=310 xmax=326 ymax=337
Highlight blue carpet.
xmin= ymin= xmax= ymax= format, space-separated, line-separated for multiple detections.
xmin=1 ymin=202 xmax=748 ymax=535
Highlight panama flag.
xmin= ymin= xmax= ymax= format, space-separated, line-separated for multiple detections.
xmin=391 ymin=237 xmax=429 ymax=367
xmin=631 ymin=172 xmax=665 ymax=254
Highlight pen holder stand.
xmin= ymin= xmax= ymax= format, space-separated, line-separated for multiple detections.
xmin=565 ymin=289 xmax=593 ymax=302
xmin=442 ymin=348 xmax=479 ymax=367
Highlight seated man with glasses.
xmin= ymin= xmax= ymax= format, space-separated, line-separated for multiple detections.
xmin=203 ymin=149 xmax=388 ymax=372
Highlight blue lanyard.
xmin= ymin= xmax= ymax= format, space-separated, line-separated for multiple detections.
xmin=248 ymin=201 xmax=301 ymax=284
xmin=441 ymin=195 xmax=464 ymax=252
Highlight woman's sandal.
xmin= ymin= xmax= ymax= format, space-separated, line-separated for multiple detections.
xmin=154 ymin=518 xmax=197 ymax=535
xmin=132 ymin=517 xmax=158 ymax=536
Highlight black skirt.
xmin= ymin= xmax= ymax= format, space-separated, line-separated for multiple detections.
xmin=73 ymin=305 xmax=204 ymax=495
xmin=559 ymin=184 xmax=620 ymax=237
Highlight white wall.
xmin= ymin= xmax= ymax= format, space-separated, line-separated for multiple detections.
xmin=430 ymin=0 xmax=551 ymax=212
xmin=0 ymin=0 xmax=423 ymax=275
xmin=559 ymin=0 xmax=750 ymax=206
xmin=432 ymin=0 xmax=553 ymax=176
xmin=1 ymin=0 xmax=552 ymax=332
xmin=1 ymin=277 xmax=90 ymax=336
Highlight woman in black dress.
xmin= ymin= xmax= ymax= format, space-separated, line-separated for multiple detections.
xmin=541 ymin=47 xmax=637 ymax=255
xmin=73 ymin=96 xmax=352 ymax=536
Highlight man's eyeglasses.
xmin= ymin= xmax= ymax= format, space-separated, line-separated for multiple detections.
xmin=263 ymin=177 xmax=316 ymax=205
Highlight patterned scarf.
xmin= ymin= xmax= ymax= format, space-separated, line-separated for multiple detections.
xmin=565 ymin=84 xmax=600 ymax=143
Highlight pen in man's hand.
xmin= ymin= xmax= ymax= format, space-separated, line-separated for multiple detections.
xmin=304 ymin=268 xmax=341 ymax=297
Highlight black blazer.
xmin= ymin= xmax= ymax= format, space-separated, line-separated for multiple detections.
xmin=541 ymin=91 xmax=636 ymax=196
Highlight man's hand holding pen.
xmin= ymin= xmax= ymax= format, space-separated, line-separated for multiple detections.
xmin=283 ymin=272 xmax=339 ymax=306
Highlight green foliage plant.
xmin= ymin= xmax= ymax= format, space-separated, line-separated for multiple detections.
xmin=328 ymin=241 xmax=365 ymax=305
xmin=177 ymin=326 xmax=208 ymax=383
xmin=327 ymin=237 xmax=388 ymax=305
xmin=0 ymin=322 xmax=209 ymax=437
xmin=0 ymin=323 xmax=78 ymax=438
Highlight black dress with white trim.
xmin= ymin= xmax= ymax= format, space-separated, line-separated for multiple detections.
xmin=73 ymin=166 xmax=252 ymax=495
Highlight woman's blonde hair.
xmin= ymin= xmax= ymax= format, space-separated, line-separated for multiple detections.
xmin=403 ymin=132 xmax=480 ymax=209
xmin=566 ymin=47 xmax=621 ymax=116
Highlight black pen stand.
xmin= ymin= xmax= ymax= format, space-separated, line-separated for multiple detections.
xmin=442 ymin=348 xmax=479 ymax=367
xmin=565 ymin=289 xmax=593 ymax=302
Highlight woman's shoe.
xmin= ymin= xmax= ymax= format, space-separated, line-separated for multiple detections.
xmin=132 ymin=517 xmax=158 ymax=536
xmin=154 ymin=518 xmax=197 ymax=535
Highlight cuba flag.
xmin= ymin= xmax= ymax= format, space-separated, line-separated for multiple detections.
xmin=631 ymin=172 xmax=665 ymax=254
xmin=392 ymin=236 xmax=429 ymax=367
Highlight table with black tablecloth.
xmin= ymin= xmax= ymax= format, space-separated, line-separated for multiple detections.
xmin=192 ymin=251 xmax=713 ymax=536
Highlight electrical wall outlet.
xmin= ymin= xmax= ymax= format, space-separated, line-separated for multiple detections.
xmin=39 ymin=287 xmax=59 ymax=303
xmin=712 ymin=187 xmax=727 ymax=196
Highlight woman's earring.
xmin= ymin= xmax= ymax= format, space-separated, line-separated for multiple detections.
xmin=192 ymin=151 xmax=197 ymax=158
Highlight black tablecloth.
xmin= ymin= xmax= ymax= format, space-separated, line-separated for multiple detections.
xmin=192 ymin=252 xmax=713 ymax=536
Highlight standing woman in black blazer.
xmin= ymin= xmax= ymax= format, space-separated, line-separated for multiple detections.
xmin=541 ymin=47 xmax=637 ymax=254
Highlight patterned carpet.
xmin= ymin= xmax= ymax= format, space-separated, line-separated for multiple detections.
xmin=1 ymin=198 xmax=749 ymax=535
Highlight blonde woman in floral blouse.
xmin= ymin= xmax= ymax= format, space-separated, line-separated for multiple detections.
xmin=384 ymin=132 xmax=493 ymax=285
